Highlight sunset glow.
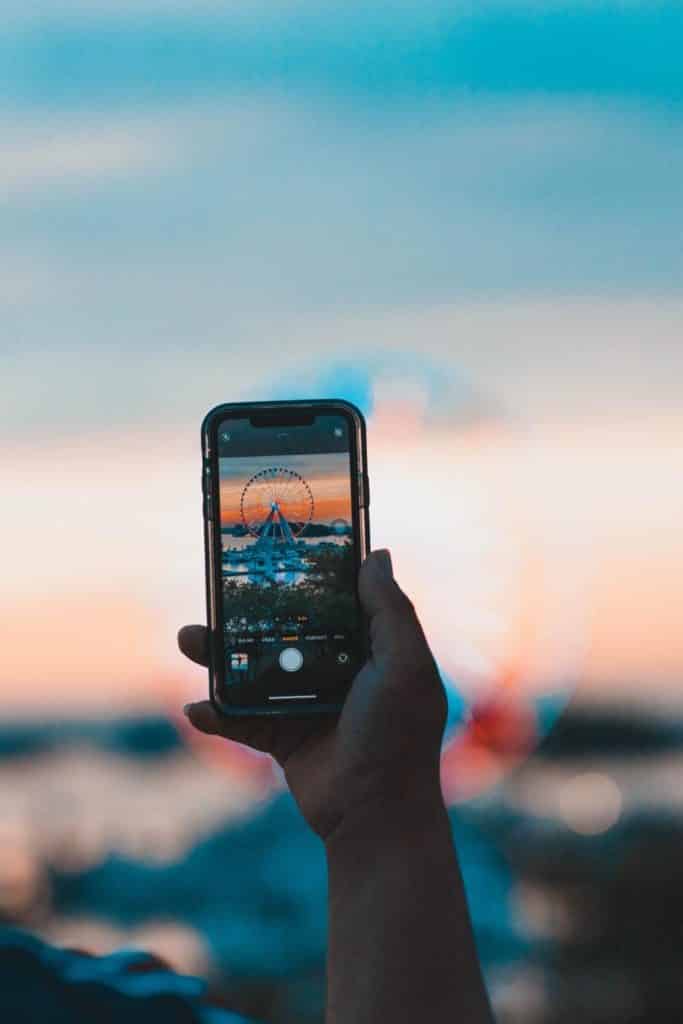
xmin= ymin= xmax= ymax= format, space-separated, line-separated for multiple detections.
xmin=1 ymin=405 xmax=681 ymax=713
xmin=219 ymin=455 xmax=351 ymax=527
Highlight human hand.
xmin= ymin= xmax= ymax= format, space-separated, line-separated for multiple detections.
xmin=179 ymin=549 xmax=448 ymax=842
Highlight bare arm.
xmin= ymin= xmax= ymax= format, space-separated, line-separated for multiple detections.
xmin=180 ymin=550 xmax=493 ymax=1024
xmin=325 ymin=790 xmax=493 ymax=1024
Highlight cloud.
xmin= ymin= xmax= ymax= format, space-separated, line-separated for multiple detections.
xmin=2 ymin=296 xmax=682 ymax=442
xmin=264 ymin=355 xmax=492 ymax=427
xmin=0 ymin=125 xmax=166 ymax=197
xmin=1 ymin=93 xmax=680 ymax=441
xmin=2 ymin=97 xmax=681 ymax=313
xmin=0 ymin=107 xmax=237 ymax=197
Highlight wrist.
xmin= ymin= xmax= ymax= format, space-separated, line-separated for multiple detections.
xmin=324 ymin=780 xmax=449 ymax=857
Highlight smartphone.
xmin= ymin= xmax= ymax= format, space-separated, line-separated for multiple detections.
xmin=201 ymin=399 xmax=370 ymax=716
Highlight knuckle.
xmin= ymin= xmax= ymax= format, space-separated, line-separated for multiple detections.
xmin=388 ymin=583 xmax=417 ymax=617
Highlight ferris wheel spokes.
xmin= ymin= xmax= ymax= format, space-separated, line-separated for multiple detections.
xmin=240 ymin=466 xmax=315 ymax=539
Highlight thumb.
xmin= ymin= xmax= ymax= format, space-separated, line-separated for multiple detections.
xmin=358 ymin=549 xmax=425 ymax=661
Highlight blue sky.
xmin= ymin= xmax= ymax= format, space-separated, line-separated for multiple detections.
xmin=2 ymin=0 xmax=682 ymax=438
xmin=5 ymin=2 xmax=683 ymax=105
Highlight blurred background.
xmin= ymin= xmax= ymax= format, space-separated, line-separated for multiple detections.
xmin=2 ymin=2 xmax=682 ymax=1021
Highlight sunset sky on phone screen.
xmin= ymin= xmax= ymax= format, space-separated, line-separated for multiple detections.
xmin=219 ymin=454 xmax=352 ymax=527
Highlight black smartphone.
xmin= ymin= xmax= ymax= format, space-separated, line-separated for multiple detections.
xmin=201 ymin=399 xmax=370 ymax=716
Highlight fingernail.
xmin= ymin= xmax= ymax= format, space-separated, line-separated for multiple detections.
xmin=374 ymin=549 xmax=393 ymax=579
xmin=182 ymin=703 xmax=193 ymax=717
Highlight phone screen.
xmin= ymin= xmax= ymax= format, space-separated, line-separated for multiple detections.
xmin=213 ymin=411 xmax=365 ymax=708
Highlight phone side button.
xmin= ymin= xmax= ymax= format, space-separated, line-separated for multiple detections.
xmin=207 ymin=521 xmax=217 ymax=629
xmin=204 ymin=477 xmax=214 ymax=517
xmin=361 ymin=473 xmax=370 ymax=507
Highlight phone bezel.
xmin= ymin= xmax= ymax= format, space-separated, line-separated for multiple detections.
xmin=200 ymin=399 xmax=370 ymax=717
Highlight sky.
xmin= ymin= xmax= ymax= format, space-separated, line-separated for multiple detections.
xmin=1 ymin=0 xmax=682 ymax=714
xmin=219 ymin=453 xmax=351 ymax=525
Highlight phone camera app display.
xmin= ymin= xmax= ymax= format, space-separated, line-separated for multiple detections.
xmin=216 ymin=415 xmax=361 ymax=701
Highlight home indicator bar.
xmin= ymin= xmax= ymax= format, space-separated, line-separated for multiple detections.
xmin=268 ymin=694 xmax=318 ymax=701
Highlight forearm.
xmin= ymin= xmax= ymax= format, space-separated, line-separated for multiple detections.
xmin=324 ymin=788 xmax=494 ymax=1024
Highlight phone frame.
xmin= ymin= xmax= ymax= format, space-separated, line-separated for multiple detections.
xmin=201 ymin=399 xmax=370 ymax=717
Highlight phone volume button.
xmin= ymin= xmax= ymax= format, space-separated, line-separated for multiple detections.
xmin=207 ymin=521 xmax=217 ymax=629
xmin=203 ymin=473 xmax=213 ymax=510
